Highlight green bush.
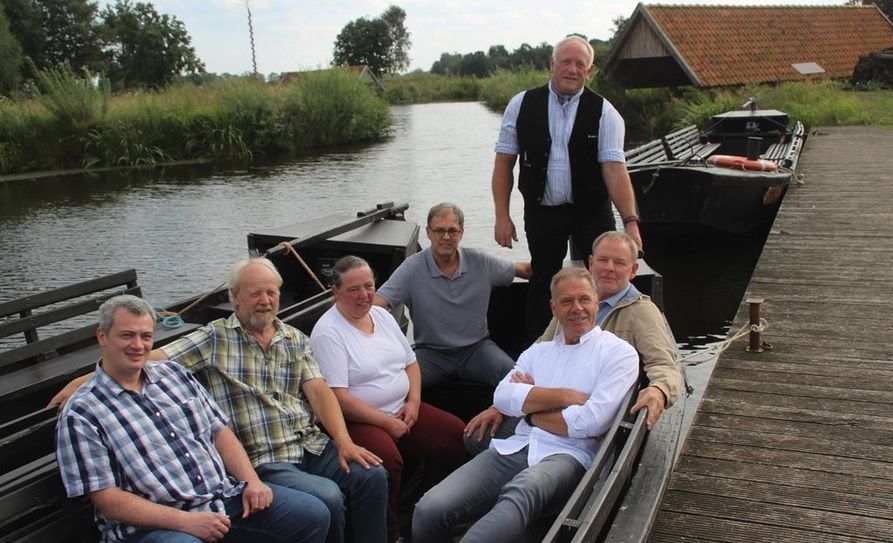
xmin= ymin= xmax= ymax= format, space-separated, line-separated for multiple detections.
xmin=382 ymin=73 xmax=480 ymax=104
xmin=281 ymin=69 xmax=391 ymax=149
xmin=0 ymin=69 xmax=392 ymax=174
xmin=479 ymin=69 xmax=549 ymax=110
xmin=34 ymin=64 xmax=109 ymax=130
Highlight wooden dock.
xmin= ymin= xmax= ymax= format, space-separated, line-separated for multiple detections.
xmin=650 ymin=126 xmax=893 ymax=543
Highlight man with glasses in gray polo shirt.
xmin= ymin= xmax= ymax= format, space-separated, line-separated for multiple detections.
xmin=374 ymin=202 xmax=531 ymax=390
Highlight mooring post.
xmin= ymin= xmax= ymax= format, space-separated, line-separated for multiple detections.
xmin=746 ymin=298 xmax=764 ymax=352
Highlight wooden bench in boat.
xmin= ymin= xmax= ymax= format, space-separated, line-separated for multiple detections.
xmin=0 ymin=269 xmax=200 ymax=420
xmin=0 ymin=271 xmax=201 ymax=543
xmin=625 ymin=125 xmax=720 ymax=167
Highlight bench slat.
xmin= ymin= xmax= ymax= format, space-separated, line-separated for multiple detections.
xmin=0 ymin=270 xmax=138 ymax=319
xmin=0 ymin=416 xmax=56 ymax=471
xmin=0 ymin=287 xmax=142 ymax=341
xmin=627 ymin=125 xmax=699 ymax=164
xmin=0 ymin=325 xmax=98 ymax=371
xmin=761 ymin=142 xmax=788 ymax=161
xmin=0 ymin=510 xmax=91 ymax=543
xmin=0 ymin=322 xmax=202 ymax=404
xmin=0 ymin=454 xmax=93 ymax=543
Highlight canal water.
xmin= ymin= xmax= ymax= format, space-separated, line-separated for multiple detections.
xmin=0 ymin=102 xmax=765 ymax=348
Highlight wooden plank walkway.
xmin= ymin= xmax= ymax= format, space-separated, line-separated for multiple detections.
xmin=650 ymin=126 xmax=893 ymax=543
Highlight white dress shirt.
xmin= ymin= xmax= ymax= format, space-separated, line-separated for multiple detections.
xmin=492 ymin=325 xmax=638 ymax=469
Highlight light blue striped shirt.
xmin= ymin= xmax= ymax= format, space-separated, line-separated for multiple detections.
xmin=495 ymin=84 xmax=627 ymax=206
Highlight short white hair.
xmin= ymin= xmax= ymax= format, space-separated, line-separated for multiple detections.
xmin=552 ymin=35 xmax=594 ymax=67
xmin=227 ymin=257 xmax=283 ymax=304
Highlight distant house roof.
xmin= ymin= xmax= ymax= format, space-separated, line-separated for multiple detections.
xmin=604 ymin=3 xmax=893 ymax=88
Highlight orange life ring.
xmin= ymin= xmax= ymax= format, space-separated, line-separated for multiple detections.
xmin=706 ymin=154 xmax=778 ymax=172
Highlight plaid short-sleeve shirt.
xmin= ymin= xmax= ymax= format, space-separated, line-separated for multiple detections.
xmin=161 ymin=313 xmax=330 ymax=466
xmin=56 ymin=361 xmax=243 ymax=543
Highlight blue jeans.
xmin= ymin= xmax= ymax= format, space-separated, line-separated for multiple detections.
xmin=256 ymin=440 xmax=388 ymax=543
xmin=125 ymin=482 xmax=329 ymax=543
xmin=416 ymin=338 xmax=514 ymax=388
xmin=412 ymin=447 xmax=584 ymax=543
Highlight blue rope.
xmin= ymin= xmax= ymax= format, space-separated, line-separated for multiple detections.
xmin=154 ymin=308 xmax=184 ymax=330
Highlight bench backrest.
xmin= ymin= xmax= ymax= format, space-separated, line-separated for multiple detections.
xmin=626 ymin=125 xmax=700 ymax=165
xmin=0 ymin=270 xmax=141 ymax=372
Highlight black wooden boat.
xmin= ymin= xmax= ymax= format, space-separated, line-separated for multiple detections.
xmin=626 ymin=102 xmax=806 ymax=238
xmin=0 ymin=201 xmax=677 ymax=543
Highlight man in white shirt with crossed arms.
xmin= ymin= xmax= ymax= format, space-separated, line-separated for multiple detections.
xmin=411 ymin=267 xmax=638 ymax=543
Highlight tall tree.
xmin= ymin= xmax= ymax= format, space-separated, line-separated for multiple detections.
xmin=1 ymin=0 xmax=101 ymax=76
xmin=487 ymin=45 xmax=511 ymax=71
xmin=0 ymin=4 xmax=23 ymax=93
xmin=380 ymin=5 xmax=410 ymax=73
xmin=99 ymin=0 xmax=204 ymax=89
xmin=430 ymin=52 xmax=461 ymax=75
xmin=333 ymin=4 xmax=411 ymax=75
xmin=459 ymin=51 xmax=490 ymax=78
xmin=1 ymin=0 xmax=45 ymax=70
xmin=41 ymin=0 xmax=101 ymax=71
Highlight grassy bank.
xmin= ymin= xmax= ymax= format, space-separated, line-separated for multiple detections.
xmin=386 ymin=71 xmax=892 ymax=143
xmin=0 ymin=67 xmax=391 ymax=175
xmin=5 ymin=67 xmax=889 ymax=177
xmin=382 ymin=72 xmax=480 ymax=104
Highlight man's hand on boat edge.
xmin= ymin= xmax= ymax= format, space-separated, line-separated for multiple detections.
xmin=630 ymin=386 xmax=666 ymax=430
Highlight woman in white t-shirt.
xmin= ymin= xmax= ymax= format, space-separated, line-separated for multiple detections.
xmin=310 ymin=255 xmax=466 ymax=543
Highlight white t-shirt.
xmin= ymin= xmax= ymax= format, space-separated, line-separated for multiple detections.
xmin=311 ymin=305 xmax=416 ymax=415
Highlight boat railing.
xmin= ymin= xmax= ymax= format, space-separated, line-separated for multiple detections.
xmin=542 ymin=382 xmax=647 ymax=542
xmin=257 ymin=201 xmax=410 ymax=258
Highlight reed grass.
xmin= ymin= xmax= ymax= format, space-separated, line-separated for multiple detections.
xmin=478 ymin=69 xmax=550 ymax=110
xmin=3 ymin=67 xmax=890 ymax=177
xmin=670 ymin=81 xmax=873 ymax=130
xmin=382 ymin=73 xmax=480 ymax=104
xmin=0 ymin=67 xmax=392 ymax=175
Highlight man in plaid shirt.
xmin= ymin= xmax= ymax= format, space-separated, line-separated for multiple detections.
xmin=54 ymin=259 xmax=389 ymax=543
xmin=158 ymin=258 xmax=388 ymax=543
xmin=56 ymin=295 xmax=329 ymax=543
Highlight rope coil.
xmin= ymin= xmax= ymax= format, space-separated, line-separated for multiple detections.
xmin=154 ymin=308 xmax=185 ymax=330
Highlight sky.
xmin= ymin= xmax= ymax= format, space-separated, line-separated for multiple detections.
xmin=103 ymin=0 xmax=851 ymax=76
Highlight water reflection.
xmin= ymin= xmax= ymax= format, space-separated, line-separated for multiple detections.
xmin=0 ymin=103 xmax=527 ymax=307
xmin=645 ymin=229 xmax=768 ymax=348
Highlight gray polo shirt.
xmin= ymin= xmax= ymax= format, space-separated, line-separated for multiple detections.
xmin=377 ymin=247 xmax=515 ymax=350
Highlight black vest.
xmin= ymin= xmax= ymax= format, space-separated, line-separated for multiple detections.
xmin=516 ymin=85 xmax=609 ymax=210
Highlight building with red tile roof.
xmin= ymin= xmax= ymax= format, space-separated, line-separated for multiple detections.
xmin=604 ymin=3 xmax=893 ymax=88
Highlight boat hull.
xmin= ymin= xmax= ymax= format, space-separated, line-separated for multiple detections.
xmin=631 ymin=163 xmax=791 ymax=238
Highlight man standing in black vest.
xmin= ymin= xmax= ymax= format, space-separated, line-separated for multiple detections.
xmin=491 ymin=34 xmax=643 ymax=343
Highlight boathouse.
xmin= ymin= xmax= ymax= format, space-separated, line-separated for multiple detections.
xmin=604 ymin=3 xmax=893 ymax=88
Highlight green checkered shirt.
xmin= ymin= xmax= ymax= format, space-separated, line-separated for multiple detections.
xmin=162 ymin=313 xmax=329 ymax=466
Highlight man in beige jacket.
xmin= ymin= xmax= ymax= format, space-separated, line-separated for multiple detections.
xmin=466 ymin=231 xmax=682 ymax=444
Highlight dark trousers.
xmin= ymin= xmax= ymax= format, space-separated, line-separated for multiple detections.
xmin=346 ymin=402 xmax=467 ymax=542
xmin=523 ymin=202 xmax=615 ymax=343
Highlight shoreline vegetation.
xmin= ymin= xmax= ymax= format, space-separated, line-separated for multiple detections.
xmin=0 ymin=66 xmax=392 ymax=176
xmin=2 ymin=67 xmax=891 ymax=178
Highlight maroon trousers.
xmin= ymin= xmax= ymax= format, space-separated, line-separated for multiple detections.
xmin=346 ymin=402 xmax=467 ymax=542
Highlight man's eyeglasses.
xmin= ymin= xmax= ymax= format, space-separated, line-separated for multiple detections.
xmin=428 ymin=227 xmax=463 ymax=238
